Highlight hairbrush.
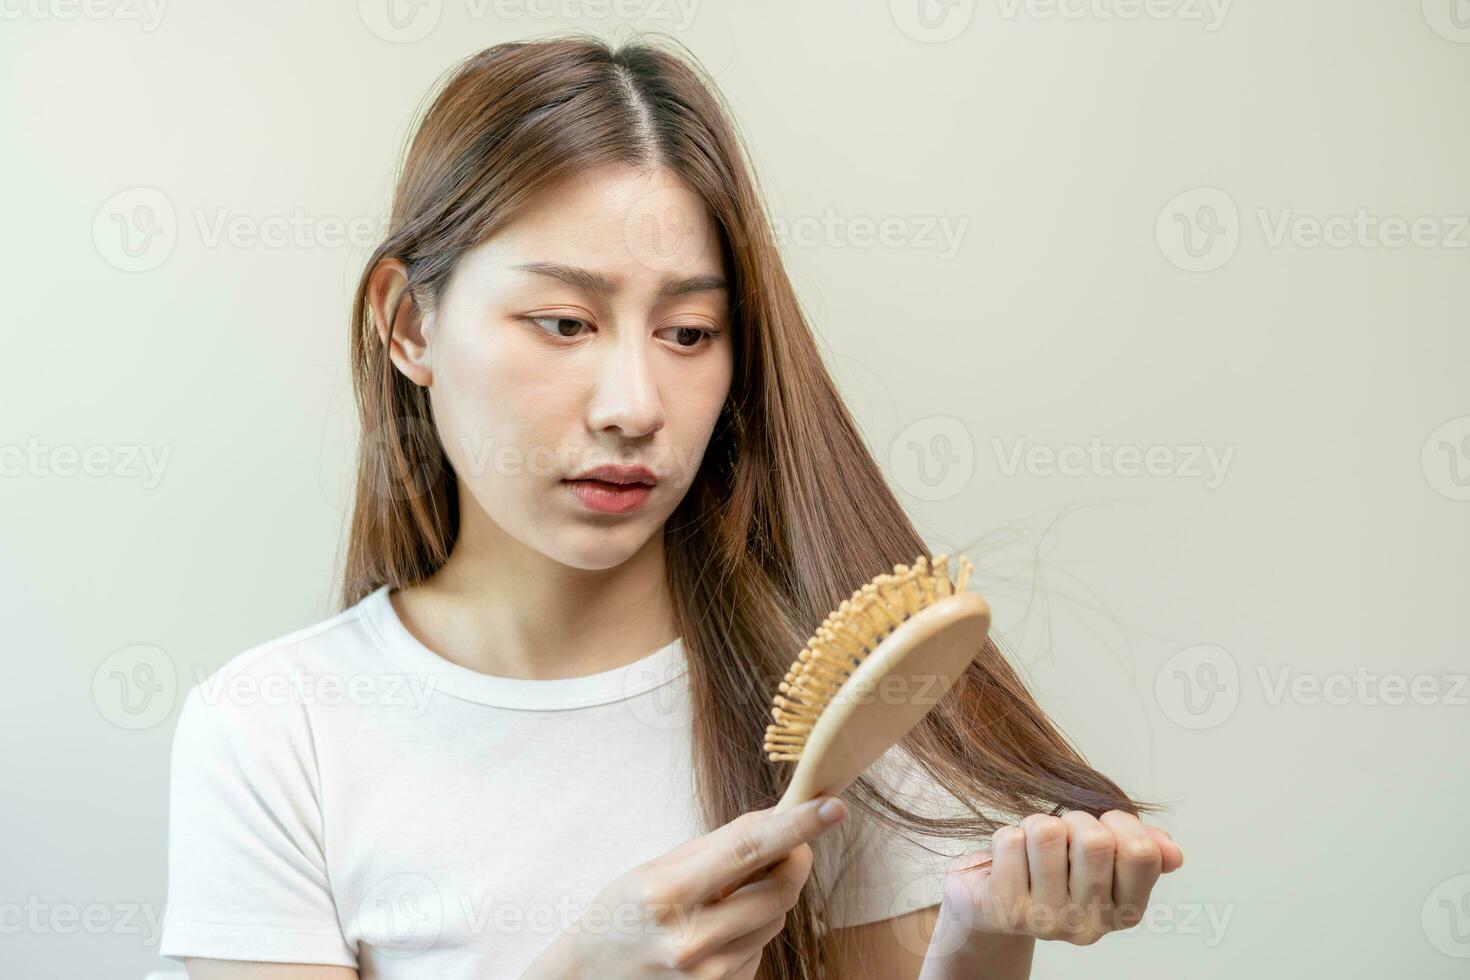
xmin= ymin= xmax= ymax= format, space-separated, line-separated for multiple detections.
xmin=764 ymin=553 xmax=990 ymax=813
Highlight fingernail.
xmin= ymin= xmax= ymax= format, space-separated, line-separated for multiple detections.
xmin=817 ymin=797 xmax=846 ymax=823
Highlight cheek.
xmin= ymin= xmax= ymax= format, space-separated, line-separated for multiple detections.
xmin=432 ymin=326 xmax=575 ymax=479
xmin=665 ymin=360 xmax=732 ymax=484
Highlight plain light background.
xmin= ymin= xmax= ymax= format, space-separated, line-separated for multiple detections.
xmin=2 ymin=1 xmax=1467 ymax=977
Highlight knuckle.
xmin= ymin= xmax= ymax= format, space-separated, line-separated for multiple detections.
xmin=1123 ymin=839 xmax=1161 ymax=867
xmin=1061 ymin=813 xmax=1101 ymax=843
xmin=1023 ymin=815 xmax=1065 ymax=846
xmin=1078 ymin=830 xmax=1115 ymax=860
xmin=636 ymin=875 xmax=680 ymax=914
xmin=730 ymin=816 xmax=765 ymax=866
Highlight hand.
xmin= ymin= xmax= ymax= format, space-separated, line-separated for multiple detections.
xmin=522 ymin=795 xmax=848 ymax=980
xmin=938 ymin=810 xmax=1184 ymax=947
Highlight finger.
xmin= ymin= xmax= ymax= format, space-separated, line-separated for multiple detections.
xmin=988 ymin=825 xmax=1029 ymax=931
xmin=711 ymin=937 xmax=770 ymax=980
xmin=1020 ymin=814 xmax=1069 ymax=910
xmin=710 ymin=800 xmax=843 ymax=901
xmin=682 ymin=843 xmax=812 ymax=956
xmin=670 ymin=796 xmax=846 ymax=905
xmin=736 ymin=942 xmax=769 ymax=980
xmin=1147 ymin=826 xmax=1184 ymax=872
xmin=696 ymin=910 xmax=784 ymax=978
xmin=1061 ymin=811 xmax=1114 ymax=936
xmin=1100 ymin=810 xmax=1162 ymax=930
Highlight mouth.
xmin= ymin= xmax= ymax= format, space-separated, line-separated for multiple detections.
xmin=563 ymin=464 xmax=658 ymax=488
xmin=560 ymin=464 xmax=658 ymax=514
xmin=561 ymin=475 xmax=655 ymax=515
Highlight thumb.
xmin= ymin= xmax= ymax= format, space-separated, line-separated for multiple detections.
xmin=1147 ymin=827 xmax=1184 ymax=873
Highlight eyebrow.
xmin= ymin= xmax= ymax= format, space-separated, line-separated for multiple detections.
xmin=511 ymin=262 xmax=728 ymax=299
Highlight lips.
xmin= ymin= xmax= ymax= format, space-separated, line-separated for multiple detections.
xmin=561 ymin=463 xmax=657 ymax=515
xmin=564 ymin=464 xmax=658 ymax=487
xmin=563 ymin=477 xmax=653 ymax=515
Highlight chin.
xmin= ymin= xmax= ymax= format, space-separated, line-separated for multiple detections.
xmin=531 ymin=521 xmax=654 ymax=572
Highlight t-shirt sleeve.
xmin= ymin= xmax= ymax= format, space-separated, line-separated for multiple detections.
xmin=820 ymin=745 xmax=985 ymax=931
xmin=159 ymin=673 xmax=357 ymax=967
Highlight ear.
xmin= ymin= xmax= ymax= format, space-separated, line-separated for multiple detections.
xmin=367 ymin=257 xmax=434 ymax=387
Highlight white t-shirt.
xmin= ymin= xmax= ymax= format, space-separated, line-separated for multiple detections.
xmin=159 ymin=584 xmax=976 ymax=978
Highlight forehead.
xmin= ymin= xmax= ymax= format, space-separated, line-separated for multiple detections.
xmin=464 ymin=163 xmax=727 ymax=286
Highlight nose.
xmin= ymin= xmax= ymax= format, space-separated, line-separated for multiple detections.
xmin=585 ymin=329 xmax=665 ymax=440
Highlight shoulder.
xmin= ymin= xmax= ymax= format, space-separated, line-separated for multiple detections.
xmin=187 ymin=590 xmax=386 ymax=702
xmin=171 ymin=593 xmax=385 ymax=760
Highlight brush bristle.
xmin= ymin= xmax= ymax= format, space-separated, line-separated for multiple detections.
xmin=763 ymin=552 xmax=974 ymax=762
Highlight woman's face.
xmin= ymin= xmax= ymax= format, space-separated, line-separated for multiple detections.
xmin=398 ymin=163 xmax=733 ymax=571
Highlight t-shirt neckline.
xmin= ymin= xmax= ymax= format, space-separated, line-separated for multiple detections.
xmin=359 ymin=584 xmax=688 ymax=710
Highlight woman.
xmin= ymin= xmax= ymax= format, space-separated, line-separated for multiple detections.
xmin=160 ymin=33 xmax=1182 ymax=980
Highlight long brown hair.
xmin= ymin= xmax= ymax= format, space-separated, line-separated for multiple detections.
xmin=339 ymin=32 xmax=1161 ymax=979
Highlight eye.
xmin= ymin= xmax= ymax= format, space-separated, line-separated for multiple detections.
xmin=657 ymin=325 xmax=722 ymax=350
xmin=525 ymin=315 xmax=592 ymax=339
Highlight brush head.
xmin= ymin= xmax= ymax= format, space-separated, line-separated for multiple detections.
xmin=763 ymin=554 xmax=990 ymax=813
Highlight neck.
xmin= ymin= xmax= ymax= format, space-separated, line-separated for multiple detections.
xmin=394 ymin=489 xmax=680 ymax=681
